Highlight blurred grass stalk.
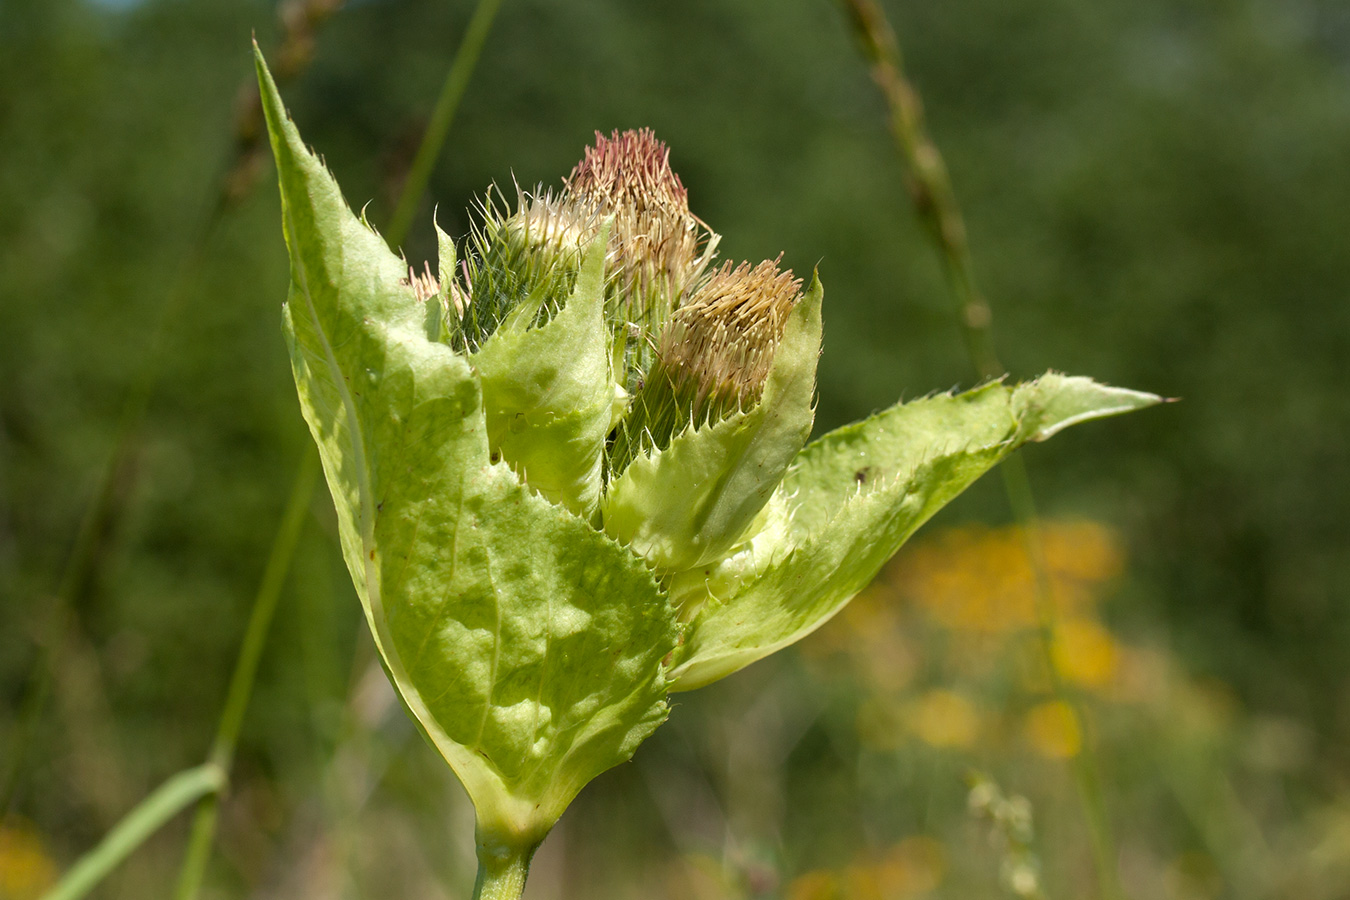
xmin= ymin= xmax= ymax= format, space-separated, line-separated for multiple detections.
xmin=837 ymin=1 xmax=1125 ymax=898
xmin=38 ymin=765 xmax=226 ymax=900
xmin=170 ymin=448 xmax=318 ymax=900
xmin=2 ymin=0 xmax=350 ymax=831
xmin=0 ymin=120 xmax=216 ymax=831
xmin=32 ymin=1 xmax=506 ymax=898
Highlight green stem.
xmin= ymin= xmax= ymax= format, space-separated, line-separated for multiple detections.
xmin=385 ymin=0 xmax=506 ymax=248
xmin=38 ymin=764 xmax=225 ymax=900
xmin=472 ymin=843 xmax=537 ymax=900
xmin=172 ymin=448 xmax=319 ymax=900
xmin=838 ymin=2 xmax=1124 ymax=898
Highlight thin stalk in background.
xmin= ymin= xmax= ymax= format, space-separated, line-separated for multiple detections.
xmin=171 ymin=448 xmax=319 ymax=900
xmin=26 ymin=0 xmax=506 ymax=894
xmin=1 ymin=188 xmax=215 ymax=825
xmin=385 ymin=0 xmax=507 ymax=247
xmin=173 ymin=2 xmax=508 ymax=897
xmin=27 ymin=2 xmax=345 ymax=896
xmin=0 ymin=3 xmax=350 ymax=826
xmin=39 ymin=765 xmax=225 ymax=900
xmin=837 ymin=1 xmax=1124 ymax=898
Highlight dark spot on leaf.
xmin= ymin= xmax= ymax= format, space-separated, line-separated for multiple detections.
xmin=855 ymin=466 xmax=872 ymax=484
xmin=368 ymin=549 xmax=375 ymax=560
xmin=376 ymin=501 xmax=384 ymax=512
xmin=490 ymin=451 xmax=501 ymax=463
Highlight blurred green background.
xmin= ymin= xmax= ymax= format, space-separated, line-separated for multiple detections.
xmin=3 ymin=0 xmax=1349 ymax=897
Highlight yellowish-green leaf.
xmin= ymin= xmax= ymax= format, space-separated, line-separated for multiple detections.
xmin=667 ymin=376 xmax=1161 ymax=690
xmin=472 ymin=230 xmax=616 ymax=517
xmin=257 ymin=46 xmax=678 ymax=851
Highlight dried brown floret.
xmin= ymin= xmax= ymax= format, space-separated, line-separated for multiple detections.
xmin=566 ymin=129 xmax=718 ymax=336
xmin=606 ymin=255 xmax=803 ymax=477
xmin=658 ymin=256 xmax=803 ymax=413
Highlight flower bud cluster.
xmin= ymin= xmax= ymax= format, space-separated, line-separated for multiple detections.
xmin=442 ymin=129 xmax=807 ymax=488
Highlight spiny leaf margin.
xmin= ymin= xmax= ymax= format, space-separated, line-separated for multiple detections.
xmin=667 ymin=375 xmax=1161 ymax=690
xmin=256 ymin=44 xmax=679 ymax=847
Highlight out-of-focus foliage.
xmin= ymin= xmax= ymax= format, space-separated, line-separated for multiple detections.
xmin=2 ymin=0 xmax=1348 ymax=897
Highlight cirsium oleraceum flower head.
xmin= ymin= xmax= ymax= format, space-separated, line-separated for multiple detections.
xmin=256 ymin=48 xmax=1160 ymax=864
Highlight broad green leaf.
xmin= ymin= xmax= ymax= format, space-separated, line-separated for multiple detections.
xmin=667 ymin=376 xmax=1161 ymax=690
xmin=472 ymin=230 xmax=616 ymax=517
xmin=257 ymin=47 xmax=678 ymax=849
xmin=602 ymin=275 xmax=822 ymax=571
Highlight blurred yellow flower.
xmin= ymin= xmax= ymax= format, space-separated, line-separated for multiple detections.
xmin=1041 ymin=520 xmax=1124 ymax=582
xmin=1024 ymin=700 xmax=1082 ymax=759
xmin=890 ymin=521 xmax=1123 ymax=634
xmin=787 ymin=869 xmax=840 ymax=900
xmin=908 ymin=689 xmax=981 ymax=749
xmin=0 ymin=821 xmax=57 ymax=900
xmin=787 ymin=837 xmax=945 ymax=900
xmin=1051 ymin=618 xmax=1121 ymax=689
xmin=872 ymin=836 xmax=946 ymax=896
xmin=855 ymin=690 xmax=982 ymax=751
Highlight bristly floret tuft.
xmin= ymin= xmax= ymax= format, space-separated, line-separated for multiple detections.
xmin=448 ymin=184 xmax=597 ymax=352
xmin=608 ymin=255 xmax=803 ymax=476
xmin=659 ymin=256 xmax=802 ymax=413
xmin=404 ymin=261 xmax=441 ymax=304
xmin=566 ymin=129 xmax=719 ymax=379
xmin=568 ymin=128 xmax=690 ymax=216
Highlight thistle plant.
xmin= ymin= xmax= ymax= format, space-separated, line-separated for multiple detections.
xmin=256 ymin=47 xmax=1158 ymax=900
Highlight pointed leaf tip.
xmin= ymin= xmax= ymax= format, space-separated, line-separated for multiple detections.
xmin=1015 ymin=373 xmax=1164 ymax=442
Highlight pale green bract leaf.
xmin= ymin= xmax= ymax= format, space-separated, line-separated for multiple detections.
xmin=472 ymin=230 xmax=616 ymax=518
xmin=436 ymin=220 xmax=457 ymax=290
xmin=667 ymin=376 xmax=1163 ymax=690
xmin=425 ymin=220 xmax=457 ymax=343
xmin=1011 ymin=372 xmax=1163 ymax=442
xmin=256 ymin=48 xmax=678 ymax=850
xmin=602 ymin=276 xmax=822 ymax=572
